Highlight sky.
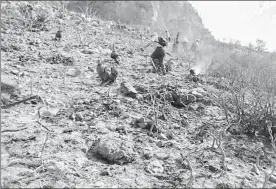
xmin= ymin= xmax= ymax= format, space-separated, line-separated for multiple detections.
xmin=189 ymin=1 xmax=276 ymax=52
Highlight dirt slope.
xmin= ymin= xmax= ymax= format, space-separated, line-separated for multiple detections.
xmin=1 ymin=2 xmax=276 ymax=188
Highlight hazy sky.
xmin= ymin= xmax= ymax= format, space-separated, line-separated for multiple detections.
xmin=189 ymin=1 xmax=276 ymax=52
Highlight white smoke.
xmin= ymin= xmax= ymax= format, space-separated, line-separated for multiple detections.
xmin=150 ymin=1 xmax=168 ymax=35
xmin=151 ymin=1 xmax=159 ymax=23
xmin=191 ymin=43 xmax=215 ymax=75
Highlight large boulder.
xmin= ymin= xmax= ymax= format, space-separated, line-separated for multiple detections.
xmin=1 ymin=75 xmax=20 ymax=105
xmin=88 ymin=133 xmax=137 ymax=165
xmin=1 ymin=75 xmax=18 ymax=94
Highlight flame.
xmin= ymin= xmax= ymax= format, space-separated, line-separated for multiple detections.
xmin=191 ymin=53 xmax=214 ymax=75
xmin=189 ymin=42 xmax=217 ymax=75
xmin=191 ymin=64 xmax=203 ymax=75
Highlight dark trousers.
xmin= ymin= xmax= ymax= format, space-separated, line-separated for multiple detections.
xmin=151 ymin=47 xmax=165 ymax=74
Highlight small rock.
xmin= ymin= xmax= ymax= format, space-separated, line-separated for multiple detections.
xmin=116 ymin=125 xmax=126 ymax=131
xmin=156 ymin=141 xmax=165 ymax=148
xmin=181 ymin=119 xmax=189 ymax=127
xmin=174 ymin=94 xmax=196 ymax=107
xmin=145 ymin=159 xmax=164 ymax=174
xmin=158 ymin=133 xmax=168 ymax=140
xmin=88 ymin=66 xmax=95 ymax=73
xmin=205 ymin=164 xmax=220 ymax=173
xmin=164 ymin=92 xmax=173 ymax=102
xmin=190 ymin=90 xmax=203 ymax=99
xmin=106 ymin=125 xmax=117 ymax=132
xmin=120 ymin=81 xmax=138 ymax=97
xmin=10 ymin=44 xmax=21 ymax=51
xmin=137 ymin=117 xmax=145 ymax=123
xmin=144 ymin=153 xmax=152 ymax=160
xmin=97 ymin=127 xmax=109 ymax=134
xmin=134 ymin=85 xmax=148 ymax=93
xmin=154 ymin=152 xmax=170 ymax=160
xmin=124 ymin=97 xmax=135 ymax=103
xmin=145 ymin=120 xmax=158 ymax=132
xmin=182 ymin=113 xmax=188 ymax=119
xmin=269 ymin=175 xmax=276 ymax=184
xmin=1 ymin=93 xmax=11 ymax=104
xmin=10 ymin=70 xmax=19 ymax=75
xmin=148 ymin=138 xmax=155 ymax=143
xmin=251 ymin=164 xmax=260 ymax=175
xmin=201 ymin=97 xmax=212 ymax=105
xmin=134 ymin=118 xmax=157 ymax=132
xmin=173 ymin=124 xmax=181 ymax=129
xmin=81 ymin=49 xmax=94 ymax=54
xmin=39 ymin=107 xmax=59 ymax=117
xmin=92 ymin=21 xmax=99 ymax=27
xmin=80 ymin=143 xmax=88 ymax=154
xmin=143 ymin=147 xmax=153 ymax=160
xmin=66 ymin=68 xmax=81 ymax=77
xmin=189 ymin=88 xmax=206 ymax=98
xmin=134 ymin=118 xmax=146 ymax=128
xmin=164 ymin=141 xmax=176 ymax=147
xmin=194 ymin=87 xmax=206 ymax=94
xmin=100 ymin=48 xmax=112 ymax=56
xmin=137 ymin=122 xmax=146 ymax=128
xmin=74 ymin=112 xmax=83 ymax=122
xmin=166 ymin=131 xmax=174 ymax=139
xmin=116 ymin=125 xmax=127 ymax=134
xmin=245 ymin=176 xmax=252 ymax=181
xmin=114 ymin=99 xmax=121 ymax=104
xmin=100 ymin=168 xmax=112 ymax=176
xmin=127 ymin=50 xmax=133 ymax=54
xmin=54 ymin=181 xmax=69 ymax=188
xmin=92 ymin=49 xmax=100 ymax=54
xmin=184 ymin=94 xmax=197 ymax=104
xmin=188 ymin=104 xmax=200 ymax=111
xmin=87 ymin=120 xmax=97 ymax=127
xmin=135 ymin=94 xmax=143 ymax=100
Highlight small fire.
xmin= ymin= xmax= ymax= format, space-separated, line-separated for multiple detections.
xmin=190 ymin=65 xmax=202 ymax=75
xmin=190 ymin=58 xmax=212 ymax=75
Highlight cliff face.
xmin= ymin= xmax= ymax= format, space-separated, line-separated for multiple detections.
xmin=66 ymin=1 xmax=214 ymax=43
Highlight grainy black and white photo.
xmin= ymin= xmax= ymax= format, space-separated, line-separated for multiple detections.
xmin=1 ymin=1 xmax=276 ymax=188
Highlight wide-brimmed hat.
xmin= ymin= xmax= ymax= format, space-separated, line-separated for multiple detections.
xmin=183 ymin=37 xmax=188 ymax=43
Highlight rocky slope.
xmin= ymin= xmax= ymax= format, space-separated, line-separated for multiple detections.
xmin=1 ymin=2 xmax=276 ymax=188
xmin=65 ymin=1 xmax=214 ymax=43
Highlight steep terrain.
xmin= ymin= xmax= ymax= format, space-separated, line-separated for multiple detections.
xmin=1 ymin=2 xmax=276 ymax=188
xmin=65 ymin=1 xmax=214 ymax=43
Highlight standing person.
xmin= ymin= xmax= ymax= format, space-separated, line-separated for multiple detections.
xmin=190 ymin=39 xmax=200 ymax=66
xmin=172 ymin=32 xmax=180 ymax=54
xmin=141 ymin=32 xmax=168 ymax=75
xmin=165 ymin=30 xmax=171 ymax=43
xmin=181 ymin=37 xmax=189 ymax=61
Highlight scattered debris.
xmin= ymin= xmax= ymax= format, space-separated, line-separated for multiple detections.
xmin=133 ymin=118 xmax=158 ymax=133
xmin=46 ymin=54 xmax=75 ymax=66
xmin=2 ymin=2 xmax=275 ymax=188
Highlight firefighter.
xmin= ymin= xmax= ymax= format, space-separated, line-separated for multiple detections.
xmin=141 ymin=32 xmax=169 ymax=75
xmin=190 ymin=39 xmax=200 ymax=65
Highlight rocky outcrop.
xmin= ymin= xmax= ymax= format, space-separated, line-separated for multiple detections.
xmin=66 ymin=1 xmax=214 ymax=43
